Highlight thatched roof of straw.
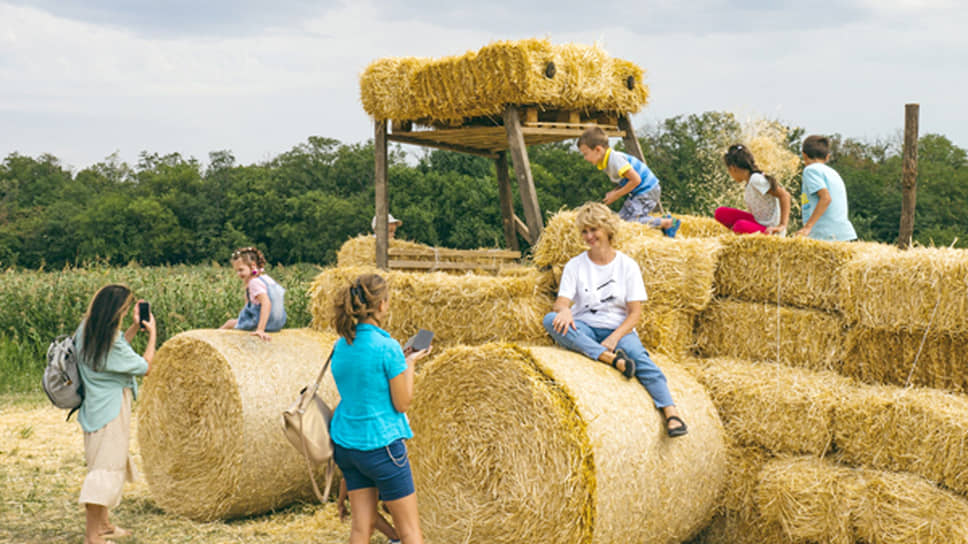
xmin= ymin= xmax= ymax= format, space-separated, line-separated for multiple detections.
xmin=309 ymin=266 xmax=555 ymax=347
xmin=137 ymin=329 xmax=339 ymax=521
xmin=359 ymin=38 xmax=649 ymax=124
xmin=843 ymin=326 xmax=968 ymax=393
xmin=714 ymin=234 xmax=881 ymax=310
xmin=833 ymin=383 xmax=968 ymax=499
xmin=696 ymin=298 xmax=845 ymax=372
xmin=683 ymin=357 xmax=853 ymax=455
xmin=407 ymin=343 xmax=726 ymax=543
xmin=841 ymin=244 xmax=968 ymax=333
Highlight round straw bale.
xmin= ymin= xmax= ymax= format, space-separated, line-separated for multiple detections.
xmin=137 ymin=328 xmax=339 ymax=521
xmin=408 ymin=343 xmax=727 ymax=543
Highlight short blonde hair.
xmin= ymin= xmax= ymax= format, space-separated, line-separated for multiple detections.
xmin=575 ymin=202 xmax=621 ymax=242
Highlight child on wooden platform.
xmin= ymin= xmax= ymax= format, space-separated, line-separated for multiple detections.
xmin=578 ymin=126 xmax=681 ymax=237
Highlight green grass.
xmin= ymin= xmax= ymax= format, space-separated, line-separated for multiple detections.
xmin=0 ymin=263 xmax=323 ymax=393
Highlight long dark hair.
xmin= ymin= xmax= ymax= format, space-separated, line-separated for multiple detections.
xmin=333 ymin=274 xmax=388 ymax=344
xmin=81 ymin=284 xmax=133 ymax=371
xmin=724 ymin=144 xmax=779 ymax=193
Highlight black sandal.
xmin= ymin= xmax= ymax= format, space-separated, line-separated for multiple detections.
xmin=611 ymin=349 xmax=636 ymax=379
xmin=665 ymin=415 xmax=688 ymax=438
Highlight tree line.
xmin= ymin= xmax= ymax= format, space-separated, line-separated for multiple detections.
xmin=2 ymin=111 xmax=965 ymax=269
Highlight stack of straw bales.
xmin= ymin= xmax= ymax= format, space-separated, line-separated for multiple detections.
xmin=841 ymin=245 xmax=968 ymax=392
xmin=137 ymin=329 xmax=339 ymax=521
xmin=309 ymin=266 xmax=555 ymax=348
xmin=408 ymin=344 xmax=727 ymax=544
xmin=360 ymin=38 xmax=649 ymax=124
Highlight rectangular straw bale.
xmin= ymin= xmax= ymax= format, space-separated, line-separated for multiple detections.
xmin=336 ymin=235 xmax=434 ymax=268
xmin=670 ymin=213 xmax=730 ymax=238
xmin=853 ymin=466 xmax=968 ymax=544
xmin=686 ymin=511 xmax=789 ymax=544
xmin=841 ymin=244 xmax=968 ymax=333
xmin=358 ymin=57 xmax=425 ymax=122
xmin=638 ymin=308 xmax=695 ymax=358
xmin=843 ymin=326 xmax=968 ymax=393
xmin=696 ymin=298 xmax=845 ymax=372
xmin=832 ymin=383 xmax=968 ymax=498
xmin=754 ymin=456 xmax=861 ymax=544
xmin=687 ymin=357 xmax=852 ymax=455
xmin=714 ymin=235 xmax=877 ymax=309
xmin=623 ymin=236 xmax=723 ymax=312
xmin=309 ymin=266 xmax=554 ymax=347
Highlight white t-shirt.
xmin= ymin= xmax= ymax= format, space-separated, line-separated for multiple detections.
xmin=745 ymin=172 xmax=781 ymax=227
xmin=557 ymin=251 xmax=648 ymax=329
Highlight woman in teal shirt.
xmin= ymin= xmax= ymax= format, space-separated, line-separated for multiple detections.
xmin=75 ymin=284 xmax=156 ymax=544
xmin=331 ymin=273 xmax=430 ymax=544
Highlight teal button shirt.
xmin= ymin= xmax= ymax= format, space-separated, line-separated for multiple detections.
xmin=330 ymin=324 xmax=412 ymax=451
xmin=75 ymin=324 xmax=149 ymax=433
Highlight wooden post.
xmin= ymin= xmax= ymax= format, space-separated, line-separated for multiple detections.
xmin=618 ymin=113 xmax=664 ymax=214
xmin=503 ymin=105 xmax=544 ymax=244
xmin=495 ymin=151 xmax=520 ymax=251
xmin=374 ymin=120 xmax=389 ymax=269
xmin=898 ymin=103 xmax=919 ymax=249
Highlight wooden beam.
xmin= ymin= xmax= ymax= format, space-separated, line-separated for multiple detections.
xmin=389 ymin=260 xmax=500 ymax=272
xmin=392 ymin=120 xmax=413 ymax=132
xmin=388 ymin=247 xmax=520 ymax=259
xmin=503 ymin=104 xmax=544 ymax=244
xmin=522 ymin=107 xmax=538 ymax=124
xmin=495 ymin=151 xmax=520 ymax=252
xmin=898 ymin=103 xmax=920 ymax=250
xmin=374 ymin=120 xmax=389 ymax=269
xmin=617 ymin=113 xmax=663 ymax=214
xmin=387 ymin=132 xmax=498 ymax=159
xmin=513 ymin=215 xmax=530 ymax=240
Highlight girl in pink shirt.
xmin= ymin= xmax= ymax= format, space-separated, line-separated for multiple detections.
xmin=219 ymin=247 xmax=287 ymax=341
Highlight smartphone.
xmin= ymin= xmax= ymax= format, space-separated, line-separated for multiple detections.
xmin=403 ymin=329 xmax=434 ymax=352
xmin=138 ymin=301 xmax=150 ymax=328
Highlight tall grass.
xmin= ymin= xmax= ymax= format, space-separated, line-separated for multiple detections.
xmin=0 ymin=263 xmax=321 ymax=393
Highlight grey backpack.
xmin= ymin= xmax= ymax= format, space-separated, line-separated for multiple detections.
xmin=42 ymin=334 xmax=83 ymax=420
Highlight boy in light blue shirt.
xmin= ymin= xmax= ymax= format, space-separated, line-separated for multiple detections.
xmin=796 ymin=134 xmax=857 ymax=241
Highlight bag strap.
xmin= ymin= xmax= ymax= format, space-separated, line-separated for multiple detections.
xmin=299 ymin=348 xmax=334 ymax=410
xmin=297 ymin=348 xmax=336 ymax=503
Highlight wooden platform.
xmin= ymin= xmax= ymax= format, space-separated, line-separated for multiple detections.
xmin=388 ymin=122 xmax=624 ymax=158
xmin=387 ymin=247 xmax=522 ymax=274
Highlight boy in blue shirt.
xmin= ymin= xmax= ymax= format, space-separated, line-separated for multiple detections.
xmin=795 ymin=135 xmax=857 ymax=241
xmin=578 ymin=126 xmax=681 ymax=237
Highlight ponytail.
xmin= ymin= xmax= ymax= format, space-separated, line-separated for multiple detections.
xmin=724 ymin=143 xmax=779 ymax=193
xmin=333 ymin=274 xmax=388 ymax=344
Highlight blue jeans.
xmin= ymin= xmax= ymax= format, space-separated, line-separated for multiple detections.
xmin=542 ymin=312 xmax=675 ymax=408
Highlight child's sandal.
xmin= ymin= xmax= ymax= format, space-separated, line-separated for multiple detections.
xmin=611 ymin=349 xmax=636 ymax=379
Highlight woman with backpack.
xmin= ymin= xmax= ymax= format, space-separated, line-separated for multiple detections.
xmin=74 ymin=284 xmax=155 ymax=544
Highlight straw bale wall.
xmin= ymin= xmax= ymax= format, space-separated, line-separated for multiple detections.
xmin=137 ymin=329 xmax=339 ymax=521
xmin=682 ymin=357 xmax=852 ymax=455
xmin=833 ymin=384 xmax=968 ymax=497
xmin=696 ymin=298 xmax=845 ymax=372
xmin=408 ymin=344 xmax=726 ymax=544
xmin=841 ymin=245 xmax=968 ymax=332
xmin=713 ymin=235 xmax=877 ymax=309
xmin=309 ymin=266 xmax=554 ymax=347
xmin=360 ymin=39 xmax=649 ymax=124
xmin=640 ymin=307 xmax=696 ymax=358
xmin=843 ymin=326 xmax=968 ymax=393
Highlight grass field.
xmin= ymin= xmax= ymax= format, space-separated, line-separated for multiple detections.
xmin=0 ymin=263 xmax=322 ymax=394
xmin=0 ymin=394 xmax=394 ymax=544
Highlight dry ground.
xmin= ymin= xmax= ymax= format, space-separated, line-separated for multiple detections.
xmin=0 ymin=394 xmax=388 ymax=544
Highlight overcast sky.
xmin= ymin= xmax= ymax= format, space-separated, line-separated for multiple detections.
xmin=1 ymin=0 xmax=964 ymax=171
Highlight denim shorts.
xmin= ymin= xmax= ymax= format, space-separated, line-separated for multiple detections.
xmin=332 ymin=438 xmax=415 ymax=502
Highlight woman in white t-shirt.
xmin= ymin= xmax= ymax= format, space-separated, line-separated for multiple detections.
xmin=542 ymin=202 xmax=687 ymax=437
xmin=714 ymin=144 xmax=791 ymax=235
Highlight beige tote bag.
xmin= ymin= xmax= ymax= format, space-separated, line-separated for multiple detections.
xmin=282 ymin=349 xmax=336 ymax=502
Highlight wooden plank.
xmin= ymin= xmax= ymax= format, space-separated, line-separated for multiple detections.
xmin=503 ymin=105 xmax=544 ymax=244
xmin=495 ymin=151 xmax=520 ymax=252
xmin=555 ymin=110 xmax=581 ymax=123
xmin=388 ymin=247 xmax=520 ymax=259
xmin=522 ymin=107 xmax=538 ymax=124
xmin=374 ymin=120 xmax=389 ymax=270
xmin=387 ymin=133 xmax=498 ymax=159
xmin=392 ymin=120 xmax=413 ymax=133
xmin=521 ymin=124 xmax=621 ymax=135
xmin=898 ymin=103 xmax=920 ymax=249
xmin=389 ymin=260 xmax=501 ymax=271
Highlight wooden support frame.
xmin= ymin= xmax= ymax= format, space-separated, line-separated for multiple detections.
xmin=374 ymin=120 xmax=389 ymax=269
xmin=898 ymin=103 xmax=920 ymax=249
xmin=495 ymin=151 xmax=520 ymax=251
xmin=503 ymin=105 xmax=544 ymax=244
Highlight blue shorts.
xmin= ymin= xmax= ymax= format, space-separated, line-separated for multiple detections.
xmin=332 ymin=438 xmax=415 ymax=502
